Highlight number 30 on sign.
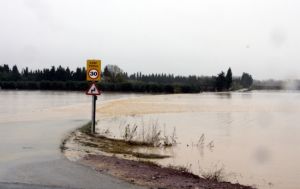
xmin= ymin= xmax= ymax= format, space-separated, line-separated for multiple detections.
xmin=86 ymin=60 xmax=101 ymax=81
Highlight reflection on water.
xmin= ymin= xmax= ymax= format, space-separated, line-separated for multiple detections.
xmin=215 ymin=92 xmax=232 ymax=99
xmin=96 ymin=92 xmax=300 ymax=189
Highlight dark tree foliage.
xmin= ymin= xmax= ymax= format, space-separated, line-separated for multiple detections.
xmin=103 ymin=66 xmax=111 ymax=81
xmin=240 ymin=72 xmax=253 ymax=88
xmin=0 ymin=64 xmax=11 ymax=81
xmin=0 ymin=64 xmax=249 ymax=93
xmin=225 ymin=68 xmax=232 ymax=90
xmin=0 ymin=65 xmax=87 ymax=82
xmin=11 ymin=65 xmax=21 ymax=81
xmin=103 ymin=65 xmax=126 ymax=83
xmin=215 ymin=72 xmax=227 ymax=91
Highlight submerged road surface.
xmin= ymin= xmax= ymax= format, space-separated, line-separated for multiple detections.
xmin=0 ymin=91 xmax=144 ymax=189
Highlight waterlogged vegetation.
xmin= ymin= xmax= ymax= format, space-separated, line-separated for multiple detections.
xmin=62 ymin=119 xmax=217 ymax=165
xmin=0 ymin=64 xmax=254 ymax=93
xmin=62 ymin=121 xmax=255 ymax=189
xmin=63 ymin=120 xmax=227 ymax=182
xmin=65 ymin=121 xmax=174 ymax=159
xmin=121 ymin=121 xmax=177 ymax=147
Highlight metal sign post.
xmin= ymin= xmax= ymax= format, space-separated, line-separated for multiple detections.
xmin=86 ymin=60 xmax=101 ymax=134
xmin=91 ymin=95 xmax=97 ymax=133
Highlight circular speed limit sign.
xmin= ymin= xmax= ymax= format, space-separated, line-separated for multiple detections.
xmin=89 ymin=69 xmax=99 ymax=79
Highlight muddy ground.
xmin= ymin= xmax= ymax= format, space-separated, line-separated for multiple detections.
xmin=80 ymin=154 xmax=254 ymax=189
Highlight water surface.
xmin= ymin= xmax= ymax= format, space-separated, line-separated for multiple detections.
xmin=0 ymin=90 xmax=143 ymax=189
xmin=96 ymin=91 xmax=300 ymax=189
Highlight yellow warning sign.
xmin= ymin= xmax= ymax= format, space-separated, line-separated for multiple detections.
xmin=86 ymin=60 xmax=101 ymax=81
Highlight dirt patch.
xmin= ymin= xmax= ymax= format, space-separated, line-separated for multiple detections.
xmin=80 ymin=154 xmax=255 ymax=189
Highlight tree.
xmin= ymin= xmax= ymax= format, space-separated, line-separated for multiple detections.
xmin=215 ymin=71 xmax=226 ymax=91
xmin=225 ymin=68 xmax=232 ymax=90
xmin=103 ymin=66 xmax=112 ymax=81
xmin=103 ymin=65 xmax=125 ymax=82
xmin=50 ymin=66 xmax=56 ymax=81
xmin=55 ymin=65 xmax=67 ymax=81
xmin=240 ymin=72 xmax=253 ymax=88
xmin=2 ymin=64 xmax=10 ymax=72
xmin=73 ymin=67 xmax=84 ymax=81
xmin=11 ymin=65 xmax=21 ymax=81
xmin=22 ymin=67 xmax=29 ymax=79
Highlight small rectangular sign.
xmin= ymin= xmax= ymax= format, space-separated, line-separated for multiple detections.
xmin=86 ymin=83 xmax=101 ymax=95
xmin=86 ymin=59 xmax=101 ymax=81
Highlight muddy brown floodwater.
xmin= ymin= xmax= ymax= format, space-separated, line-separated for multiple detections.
xmin=65 ymin=91 xmax=300 ymax=189
xmin=0 ymin=91 xmax=144 ymax=189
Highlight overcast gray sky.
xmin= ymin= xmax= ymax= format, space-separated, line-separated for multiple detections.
xmin=0 ymin=0 xmax=299 ymax=79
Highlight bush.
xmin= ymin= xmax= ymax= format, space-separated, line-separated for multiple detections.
xmin=164 ymin=84 xmax=174 ymax=93
xmin=40 ymin=81 xmax=51 ymax=90
xmin=0 ymin=81 xmax=16 ymax=89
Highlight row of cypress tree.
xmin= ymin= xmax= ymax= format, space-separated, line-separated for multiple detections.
xmin=0 ymin=64 xmax=253 ymax=93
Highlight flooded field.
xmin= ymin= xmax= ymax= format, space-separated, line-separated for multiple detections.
xmin=95 ymin=92 xmax=300 ymax=189
xmin=1 ymin=90 xmax=299 ymax=189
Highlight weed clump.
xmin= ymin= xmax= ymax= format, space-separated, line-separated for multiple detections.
xmin=200 ymin=166 xmax=227 ymax=182
xmin=121 ymin=120 xmax=177 ymax=147
xmin=123 ymin=124 xmax=138 ymax=141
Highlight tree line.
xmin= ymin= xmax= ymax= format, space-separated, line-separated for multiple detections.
xmin=0 ymin=64 xmax=253 ymax=93
xmin=0 ymin=65 xmax=86 ymax=81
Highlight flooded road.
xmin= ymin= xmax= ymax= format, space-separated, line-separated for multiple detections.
xmin=0 ymin=90 xmax=144 ymax=189
xmin=94 ymin=91 xmax=300 ymax=189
